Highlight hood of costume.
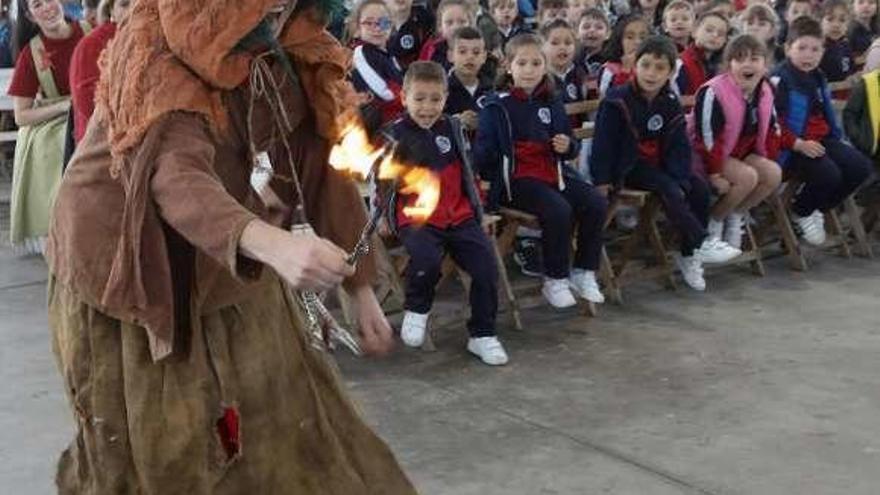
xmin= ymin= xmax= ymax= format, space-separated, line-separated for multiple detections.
xmin=49 ymin=0 xmax=367 ymax=361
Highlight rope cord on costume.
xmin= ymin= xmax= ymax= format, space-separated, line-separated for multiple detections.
xmin=246 ymin=52 xmax=309 ymax=222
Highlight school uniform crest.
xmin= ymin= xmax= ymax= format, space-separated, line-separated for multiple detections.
xmin=435 ymin=135 xmax=452 ymax=154
xmin=538 ymin=107 xmax=552 ymax=124
xmin=400 ymin=34 xmax=415 ymax=50
xmin=647 ymin=114 xmax=664 ymax=131
xmin=566 ymin=83 xmax=578 ymax=99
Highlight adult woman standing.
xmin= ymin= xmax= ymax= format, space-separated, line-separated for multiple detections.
xmin=47 ymin=0 xmax=416 ymax=493
xmin=68 ymin=0 xmax=129 ymax=144
xmin=8 ymin=0 xmax=87 ymax=254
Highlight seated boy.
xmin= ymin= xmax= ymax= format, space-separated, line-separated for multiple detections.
xmin=578 ymin=7 xmax=612 ymax=79
xmin=591 ymin=36 xmax=741 ymax=291
xmin=662 ymin=0 xmax=696 ymax=51
xmin=445 ymin=27 xmax=494 ymax=132
xmin=384 ymin=61 xmax=508 ymax=366
xmin=771 ymin=16 xmax=872 ymax=245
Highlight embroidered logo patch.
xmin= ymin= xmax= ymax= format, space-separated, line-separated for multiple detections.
xmin=538 ymin=107 xmax=552 ymax=124
xmin=566 ymin=83 xmax=578 ymax=99
xmin=436 ymin=135 xmax=452 ymax=154
xmin=647 ymin=114 xmax=664 ymax=132
xmin=401 ymin=34 xmax=415 ymax=50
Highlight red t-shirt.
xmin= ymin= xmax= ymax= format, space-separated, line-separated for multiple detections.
xmin=8 ymin=22 xmax=86 ymax=98
xmin=70 ymin=22 xmax=116 ymax=142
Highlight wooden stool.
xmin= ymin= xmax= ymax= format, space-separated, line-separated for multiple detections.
xmin=602 ymin=190 xmax=677 ymax=299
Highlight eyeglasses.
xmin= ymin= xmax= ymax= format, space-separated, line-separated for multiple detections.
xmin=360 ymin=17 xmax=393 ymax=31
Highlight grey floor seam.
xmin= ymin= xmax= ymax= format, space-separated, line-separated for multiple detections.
xmin=426 ymin=380 xmax=721 ymax=495
xmin=0 ymin=279 xmax=48 ymax=292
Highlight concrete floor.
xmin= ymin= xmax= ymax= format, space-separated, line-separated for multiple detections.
xmin=2 ymin=244 xmax=880 ymax=494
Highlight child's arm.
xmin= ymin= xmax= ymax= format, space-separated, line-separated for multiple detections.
xmin=672 ymin=60 xmax=688 ymax=97
xmin=473 ymin=104 xmax=503 ymax=183
xmin=768 ymin=75 xmax=801 ymax=152
xmin=691 ymin=86 xmax=728 ymax=176
xmin=590 ymin=98 xmax=624 ymax=189
xmin=551 ymin=98 xmax=580 ymax=161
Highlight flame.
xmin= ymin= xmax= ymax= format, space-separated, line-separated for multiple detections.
xmin=329 ymin=120 xmax=440 ymax=223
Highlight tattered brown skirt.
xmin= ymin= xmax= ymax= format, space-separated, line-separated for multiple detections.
xmin=48 ymin=276 xmax=417 ymax=494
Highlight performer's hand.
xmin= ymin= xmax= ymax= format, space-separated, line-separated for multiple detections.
xmin=240 ymin=220 xmax=355 ymax=292
xmin=350 ymin=285 xmax=395 ymax=356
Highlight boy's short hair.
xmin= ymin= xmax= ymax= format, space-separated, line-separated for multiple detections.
xmin=635 ymin=35 xmax=679 ymax=68
xmin=540 ymin=18 xmax=576 ymax=37
xmin=580 ymin=7 xmax=611 ymax=28
xmin=786 ymin=15 xmax=823 ymax=43
xmin=724 ymin=33 xmax=767 ymax=63
xmin=404 ymin=61 xmax=449 ymax=90
xmin=437 ymin=0 xmax=475 ymax=22
xmin=695 ymin=10 xmax=730 ymax=27
xmin=450 ymin=26 xmax=486 ymax=49
xmin=700 ymin=0 xmax=733 ymax=15
xmin=538 ymin=0 xmax=568 ymax=15
xmin=740 ymin=3 xmax=779 ymax=25
xmin=488 ymin=0 xmax=517 ymax=10
xmin=663 ymin=0 xmax=695 ymax=17
xmin=819 ymin=0 xmax=850 ymax=19
xmin=786 ymin=0 xmax=814 ymax=15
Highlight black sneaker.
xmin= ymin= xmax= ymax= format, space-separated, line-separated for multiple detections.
xmin=512 ymin=237 xmax=544 ymax=277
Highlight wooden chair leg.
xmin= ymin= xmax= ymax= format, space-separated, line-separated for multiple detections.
xmin=843 ymin=195 xmax=874 ymax=258
xmin=744 ymin=221 xmax=766 ymax=277
xmin=642 ymin=200 xmax=676 ymax=290
xmin=825 ymin=209 xmax=852 ymax=259
xmin=769 ymin=195 xmax=808 ymax=271
xmin=598 ymin=247 xmax=622 ymax=305
xmin=492 ymin=237 xmax=523 ymax=331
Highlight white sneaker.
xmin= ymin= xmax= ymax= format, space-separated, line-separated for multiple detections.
xmin=569 ymin=269 xmax=605 ymax=303
xmin=793 ymin=210 xmax=827 ymax=246
xmin=542 ymin=278 xmax=577 ymax=308
xmin=400 ymin=311 xmax=429 ymax=347
xmin=467 ymin=336 xmax=509 ymax=366
xmin=707 ymin=218 xmax=724 ymax=242
xmin=724 ymin=212 xmax=745 ymax=250
xmin=695 ymin=237 xmax=742 ymax=264
xmin=616 ymin=207 xmax=639 ymax=230
xmin=674 ymin=253 xmax=706 ymax=291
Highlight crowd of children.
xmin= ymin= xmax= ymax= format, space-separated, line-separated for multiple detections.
xmin=336 ymin=0 xmax=880 ymax=367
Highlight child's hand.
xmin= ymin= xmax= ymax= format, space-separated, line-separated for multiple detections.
xmin=794 ymin=139 xmax=826 ymax=158
xmin=551 ymin=134 xmax=571 ymax=154
xmin=458 ymin=110 xmax=479 ymax=131
xmin=709 ymin=174 xmax=731 ymax=194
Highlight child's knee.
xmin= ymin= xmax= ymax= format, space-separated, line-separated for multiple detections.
xmin=732 ymin=166 xmax=759 ymax=191
xmin=761 ymin=160 xmax=783 ymax=187
xmin=540 ymin=201 xmax=573 ymax=229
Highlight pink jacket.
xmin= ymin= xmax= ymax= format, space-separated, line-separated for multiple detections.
xmin=686 ymin=72 xmax=775 ymax=175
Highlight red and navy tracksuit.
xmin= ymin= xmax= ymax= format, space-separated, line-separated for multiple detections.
xmin=474 ymin=80 xmax=608 ymax=279
xmin=388 ymin=5 xmax=434 ymax=70
xmin=384 ymin=115 xmax=498 ymax=336
xmin=444 ymin=70 xmax=494 ymax=116
xmin=351 ymin=41 xmax=405 ymax=125
xmin=819 ymin=37 xmax=854 ymax=98
xmin=591 ymin=81 xmax=711 ymax=256
xmin=553 ymin=64 xmax=589 ymax=128
xmin=419 ymin=37 xmax=451 ymax=71
xmin=674 ymin=44 xmax=723 ymax=96
xmin=771 ymin=60 xmax=872 ymax=217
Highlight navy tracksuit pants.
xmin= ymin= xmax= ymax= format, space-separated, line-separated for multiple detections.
xmin=399 ymin=219 xmax=498 ymax=337
xmin=787 ymin=139 xmax=873 ymax=217
xmin=624 ymin=164 xmax=711 ymax=257
xmin=509 ymin=176 xmax=608 ymax=280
